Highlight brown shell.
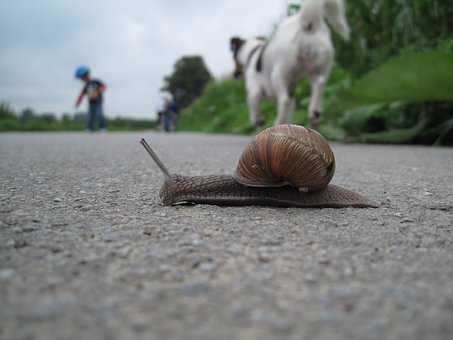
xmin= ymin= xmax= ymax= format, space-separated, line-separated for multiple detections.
xmin=233 ymin=125 xmax=335 ymax=192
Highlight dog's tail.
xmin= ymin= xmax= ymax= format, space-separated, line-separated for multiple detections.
xmin=299 ymin=0 xmax=350 ymax=41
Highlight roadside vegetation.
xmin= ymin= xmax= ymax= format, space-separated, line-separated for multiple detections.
xmin=178 ymin=0 xmax=453 ymax=145
xmin=0 ymin=103 xmax=156 ymax=132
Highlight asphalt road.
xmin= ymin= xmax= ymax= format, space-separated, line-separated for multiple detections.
xmin=1 ymin=131 xmax=452 ymax=340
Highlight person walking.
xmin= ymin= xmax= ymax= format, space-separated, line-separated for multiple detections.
xmin=161 ymin=97 xmax=180 ymax=132
xmin=74 ymin=66 xmax=107 ymax=132
xmin=169 ymin=100 xmax=180 ymax=131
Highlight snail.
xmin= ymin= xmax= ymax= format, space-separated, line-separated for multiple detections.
xmin=140 ymin=125 xmax=378 ymax=208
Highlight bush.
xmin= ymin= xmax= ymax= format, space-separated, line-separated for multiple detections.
xmin=0 ymin=102 xmax=16 ymax=120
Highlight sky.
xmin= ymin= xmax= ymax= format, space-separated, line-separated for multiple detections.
xmin=0 ymin=1 xmax=291 ymax=119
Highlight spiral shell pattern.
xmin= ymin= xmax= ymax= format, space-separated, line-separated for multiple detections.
xmin=234 ymin=125 xmax=335 ymax=192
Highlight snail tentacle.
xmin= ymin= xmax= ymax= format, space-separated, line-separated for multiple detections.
xmin=140 ymin=138 xmax=172 ymax=180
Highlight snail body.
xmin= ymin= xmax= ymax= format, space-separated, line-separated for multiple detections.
xmin=141 ymin=125 xmax=378 ymax=209
xmin=160 ymin=175 xmax=377 ymax=208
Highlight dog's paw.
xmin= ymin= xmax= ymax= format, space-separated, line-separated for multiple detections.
xmin=254 ymin=118 xmax=266 ymax=128
xmin=309 ymin=111 xmax=322 ymax=129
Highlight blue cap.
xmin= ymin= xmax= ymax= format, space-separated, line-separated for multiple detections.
xmin=75 ymin=66 xmax=90 ymax=79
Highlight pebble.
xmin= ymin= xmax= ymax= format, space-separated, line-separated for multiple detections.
xmin=7 ymin=239 xmax=28 ymax=249
xmin=28 ymin=295 xmax=76 ymax=321
xmin=50 ymin=246 xmax=63 ymax=254
xmin=199 ymin=262 xmax=216 ymax=273
xmin=258 ymin=252 xmax=273 ymax=263
xmin=428 ymin=204 xmax=453 ymax=212
xmin=179 ymin=282 xmax=210 ymax=297
xmin=158 ymin=264 xmax=172 ymax=273
xmin=143 ymin=226 xmax=157 ymax=236
xmin=21 ymin=225 xmax=38 ymax=233
xmin=318 ymin=257 xmax=331 ymax=266
xmin=6 ymin=239 xmax=15 ymax=247
xmin=262 ymin=237 xmax=283 ymax=246
xmin=78 ymin=252 xmax=99 ymax=265
xmin=0 ymin=269 xmax=16 ymax=281
xmin=304 ymin=273 xmax=318 ymax=284
xmin=250 ymin=310 xmax=293 ymax=332
xmin=191 ymin=238 xmax=204 ymax=247
xmin=231 ymin=303 xmax=250 ymax=322
xmin=117 ymin=246 xmax=132 ymax=259
xmin=441 ymin=297 xmax=453 ymax=312
xmin=343 ymin=266 xmax=355 ymax=277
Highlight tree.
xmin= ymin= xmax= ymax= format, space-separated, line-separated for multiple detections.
xmin=0 ymin=102 xmax=16 ymax=120
xmin=161 ymin=56 xmax=212 ymax=109
xmin=20 ymin=108 xmax=35 ymax=123
xmin=73 ymin=112 xmax=86 ymax=124
xmin=40 ymin=113 xmax=57 ymax=124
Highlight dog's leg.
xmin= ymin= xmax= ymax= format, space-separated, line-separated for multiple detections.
xmin=275 ymin=92 xmax=296 ymax=126
xmin=247 ymin=91 xmax=265 ymax=127
xmin=308 ymin=75 xmax=327 ymax=129
xmin=273 ymin=75 xmax=295 ymax=126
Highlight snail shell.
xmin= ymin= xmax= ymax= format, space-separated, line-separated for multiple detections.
xmin=234 ymin=125 xmax=335 ymax=192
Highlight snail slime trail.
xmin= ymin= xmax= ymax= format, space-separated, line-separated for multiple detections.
xmin=140 ymin=125 xmax=379 ymax=208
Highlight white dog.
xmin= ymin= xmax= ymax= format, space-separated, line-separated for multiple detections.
xmin=230 ymin=0 xmax=350 ymax=128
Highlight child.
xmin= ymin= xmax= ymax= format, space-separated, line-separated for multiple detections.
xmin=74 ymin=66 xmax=107 ymax=132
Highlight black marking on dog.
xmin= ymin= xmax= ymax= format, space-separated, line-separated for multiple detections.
xmin=246 ymin=45 xmax=263 ymax=69
xmin=256 ymin=43 xmax=268 ymax=73
xmin=255 ymin=36 xmax=268 ymax=42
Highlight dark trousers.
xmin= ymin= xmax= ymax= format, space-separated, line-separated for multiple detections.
xmin=87 ymin=101 xmax=106 ymax=131
xmin=163 ymin=113 xmax=173 ymax=132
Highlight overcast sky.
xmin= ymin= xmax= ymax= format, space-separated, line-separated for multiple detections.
xmin=0 ymin=1 xmax=291 ymax=119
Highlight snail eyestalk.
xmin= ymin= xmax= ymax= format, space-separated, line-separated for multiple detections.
xmin=140 ymin=138 xmax=171 ymax=180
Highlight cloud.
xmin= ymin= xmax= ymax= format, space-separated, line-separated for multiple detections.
xmin=0 ymin=0 xmax=288 ymax=118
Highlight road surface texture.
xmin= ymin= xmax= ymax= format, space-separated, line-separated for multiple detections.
xmin=1 ymin=132 xmax=452 ymax=340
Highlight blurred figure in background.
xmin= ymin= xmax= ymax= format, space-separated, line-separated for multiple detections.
xmin=74 ymin=66 xmax=107 ymax=132
xmin=169 ymin=99 xmax=180 ymax=131
xmin=161 ymin=96 xmax=180 ymax=132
